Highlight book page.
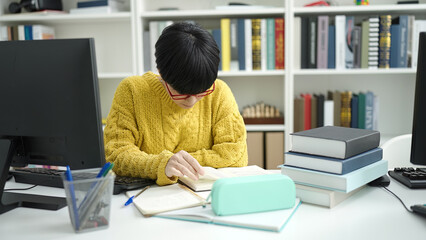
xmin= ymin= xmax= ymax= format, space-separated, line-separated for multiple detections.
xmin=217 ymin=165 xmax=269 ymax=177
xmin=128 ymin=184 xmax=204 ymax=216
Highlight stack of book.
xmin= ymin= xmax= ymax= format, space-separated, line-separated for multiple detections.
xmin=280 ymin=126 xmax=388 ymax=208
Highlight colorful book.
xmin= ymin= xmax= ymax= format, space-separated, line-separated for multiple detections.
xmin=368 ymin=16 xmax=380 ymax=69
xmin=156 ymin=198 xmax=301 ymax=232
xmin=352 ymin=26 xmax=362 ymax=68
xmin=285 ymin=148 xmax=383 ymax=175
xmin=316 ymin=94 xmax=325 ymax=127
xmin=311 ymin=95 xmax=318 ymax=129
xmin=275 ymin=18 xmax=284 ymax=69
xmin=251 ymin=19 xmax=261 ymax=70
xmin=302 ymin=93 xmax=312 ymax=130
xmin=230 ymin=19 xmax=239 ymax=71
xmin=260 ymin=19 xmax=267 ymax=71
xmin=32 ymin=25 xmax=55 ymax=39
xmin=327 ymin=25 xmax=335 ymax=69
xmin=280 ymin=159 xmax=388 ymax=193
xmin=301 ymin=17 xmax=309 ymax=69
xmin=365 ymin=91 xmax=374 ymax=130
xmin=378 ymin=15 xmax=392 ymax=69
xmin=294 ymin=184 xmax=365 ymax=208
xmin=212 ymin=29 xmax=222 ymax=71
xmin=340 ymin=91 xmax=352 ymax=128
xmin=266 ymin=18 xmax=275 ymax=70
xmin=345 ymin=16 xmax=355 ymax=69
xmin=392 ymin=15 xmax=409 ymax=68
xmin=290 ymin=125 xmax=380 ymax=159
xmin=308 ymin=16 xmax=317 ymax=68
xmin=293 ymin=17 xmax=301 ymax=69
xmin=390 ymin=24 xmax=401 ymax=68
xmin=294 ymin=96 xmax=305 ymax=133
xmin=221 ymin=18 xmax=231 ymax=71
xmin=317 ymin=16 xmax=329 ymax=69
xmin=324 ymin=100 xmax=334 ymax=126
xmin=333 ymin=90 xmax=341 ymax=127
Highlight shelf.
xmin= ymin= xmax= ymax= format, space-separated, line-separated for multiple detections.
xmin=0 ymin=12 xmax=131 ymax=23
xmin=294 ymin=4 xmax=426 ymax=15
xmin=245 ymin=124 xmax=285 ymax=132
xmin=98 ymin=72 xmax=132 ymax=79
xmin=293 ymin=68 xmax=416 ymax=76
xmin=140 ymin=8 xmax=285 ymax=19
xmin=218 ymin=70 xmax=285 ymax=77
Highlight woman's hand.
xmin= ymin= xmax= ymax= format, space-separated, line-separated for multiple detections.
xmin=165 ymin=150 xmax=205 ymax=180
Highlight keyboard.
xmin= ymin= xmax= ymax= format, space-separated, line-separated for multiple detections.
xmin=388 ymin=167 xmax=426 ymax=189
xmin=10 ymin=168 xmax=155 ymax=195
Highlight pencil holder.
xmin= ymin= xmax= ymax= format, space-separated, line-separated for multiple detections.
xmin=62 ymin=168 xmax=115 ymax=233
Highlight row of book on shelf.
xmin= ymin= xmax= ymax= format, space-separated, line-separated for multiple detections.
xmin=280 ymin=126 xmax=387 ymax=208
xmin=0 ymin=24 xmax=55 ymax=41
xmin=296 ymin=14 xmax=426 ymax=69
xmin=144 ymin=18 xmax=285 ymax=72
xmin=294 ymin=90 xmax=378 ymax=133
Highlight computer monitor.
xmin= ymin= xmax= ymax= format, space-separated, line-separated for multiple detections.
xmin=0 ymin=39 xmax=105 ymax=214
xmin=411 ymin=32 xmax=426 ymax=166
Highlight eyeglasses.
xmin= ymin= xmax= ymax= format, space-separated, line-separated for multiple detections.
xmin=164 ymin=81 xmax=215 ymax=100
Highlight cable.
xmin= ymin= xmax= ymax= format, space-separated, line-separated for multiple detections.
xmin=4 ymin=185 xmax=38 ymax=192
xmin=382 ymin=186 xmax=413 ymax=213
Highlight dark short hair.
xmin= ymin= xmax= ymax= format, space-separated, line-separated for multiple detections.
xmin=155 ymin=22 xmax=220 ymax=95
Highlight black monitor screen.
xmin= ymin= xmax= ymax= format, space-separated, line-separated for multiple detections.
xmin=411 ymin=32 xmax=426 ymax=166
xmin=0 ymin=39 xmax=104 ymax=169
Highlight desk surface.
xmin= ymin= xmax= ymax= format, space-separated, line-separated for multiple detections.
xmin=1 ymin=176 xmax=425 ymax=240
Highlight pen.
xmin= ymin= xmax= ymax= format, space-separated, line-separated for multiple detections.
xmin=66 ymin=166 xmax=80 ymax=230
xmin=124 ymin=185 xmax=151 ymax=206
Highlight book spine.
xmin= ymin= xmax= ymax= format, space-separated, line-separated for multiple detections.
xmin=335 ymin=15 xmax=346 ymax=69
xmin=221 ymin=18 xmax=231 ymax=71
xmin=345 ymin=16 xmax=354 ymax=69
xmin=244 ymin=19 xmax=252 ymax=71
xmin=294 ymin=97 xmax=305 ymax=133
xmin=302 ymin=94 xmax=312 ymax=130
xmin=390 ymin=24 xmax=400 ymax=68
xmin=143 ymin=31 xmax=152 ymax=72
xmin=293 ymin=17 xmax=301 ymax=69
xmin=266 ymin=18 xmax=275 ymax=70
xmin=260 ymin=19 xmax=267 ymax=71
xmin=378 ymin=15 xmax=392 ymax=69
xmin=308 ymin=17 xmax=317 ymax=68
xmin=340 ymin=91 xmax=352 ymax=128
xmin=333 ymin=90 xmax=341 ymax=127
xmin=149 ymin=21 xmax=158 ymax=72
xmin=350 ymin=94 xmax=359 ymax=128
xmin=352 ymin=26 xmax=362 ymax=68
xmin=230 ymin=19 xmax=239 ymax=71
xmin=237 ymin=19 xmax=246 ymax=71
xmin=311 ymin=95 xmax=318 ymax=129
xmin=341 ymin=148 xmax=383 ymax=174
xmin=212 ymin=29 xmax=222 ymax=71
xmin=361 ymin=20 xmax=369 ymax=68
xmin=301 ymin=17 xmax=309 ymax=69
xmin=323 ymin=100 xmax=334 ymax=126
xmin=275 ymin=18 xmax=285 ymax=69
xmin=317 ymin=16 xmax=329 ymax=69
xmin=365 ymin=91 xmax=374 ymax=130
xmin=251 ymin=19 xmax=261 ymax=70
xmin=399 ymin=15 xmax=409 ymax=68
xmin=358 ymin=92 xmax=366 ymax=129
xmin=316 ymin=94 xmax=325 ymax=127
xmin=327 ymin=25 xmax=335 ymax=69
xmin=368 ymin=16 xmax=380 ymax=69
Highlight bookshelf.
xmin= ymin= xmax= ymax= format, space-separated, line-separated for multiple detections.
xmin=0 ymin=0 xmax=425 ymax=153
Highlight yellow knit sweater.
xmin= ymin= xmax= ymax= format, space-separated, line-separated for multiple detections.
xmin=104 ymin=72 xmax=248 ymax=185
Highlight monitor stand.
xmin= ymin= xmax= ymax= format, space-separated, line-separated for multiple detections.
xmin=0 ymin=138 xmax=67 ymax=214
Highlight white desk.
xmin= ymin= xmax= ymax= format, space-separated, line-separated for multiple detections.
xmin=1 ymin=177 xmax=425 ymax=240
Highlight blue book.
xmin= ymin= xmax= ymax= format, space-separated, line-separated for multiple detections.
xmin=390 ymin=24 xmax=400 ymax=68
xmin=350 ymin=94 xmax=359 ymax=128
xmin=397 ymin=15 xmax=408 ymax=68
xmin=365 ymin=91 xmax=374 ymax=130
xmin=266 ymin=18 xmax=275 ymax=70
xmin=280 ymin=159 xmax=388 ymax=193
xmin=77 ymin=0 xmax=108 ymax=8
xmin=285 ymin=148 xmax=382 ymax=175
xmin=212 ymin=29 xmax=222 ymax=71
xmin=24 ymin=25 xmax=32 ymax=40
xmin=237 ymin=19 xmax=246 ymax=70
xmin=328 ymin=25 xmax=335 ymax=69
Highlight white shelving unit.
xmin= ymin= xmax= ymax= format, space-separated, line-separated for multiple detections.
xmin=1 ymin=0 xmax=425 ymax=152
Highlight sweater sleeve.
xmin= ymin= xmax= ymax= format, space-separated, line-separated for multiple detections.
xmin=103 ymin=78 xmax=177 ymax=186
xmin=190 ymin=82 xmax=248 ymax=168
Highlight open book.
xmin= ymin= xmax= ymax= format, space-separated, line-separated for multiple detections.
xmin=179 ymin=165 xmax=269 ymax=192
xmin=156 ymin=198 xmax=301 ymax=232
xmin=126 ymin=184 xmax=207 ymax=216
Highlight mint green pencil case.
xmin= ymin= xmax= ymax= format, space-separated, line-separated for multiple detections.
xmin=209 ymin=174 xmax=296 ymax=216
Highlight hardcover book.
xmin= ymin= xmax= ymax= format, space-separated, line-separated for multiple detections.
xmin=280 ymin=159 xmax=388 ymax=193
xmin=308 ymin=16 xmax=317 ymax=68
xmin=290 ymin=125 xmax=380 ymax=159
xmin=328 ymin=25 xmax=336 ymax=69
xmin=275 ymin=18 xmax=285 ymax=69
xmin=237 ymin=19 xmax=245 ymax=70
xmin=295 ymin=184 xmax=365 ymax=208
xmin=340 ymin=91 xmax=352 ymax=128
xmin=251 ymin=19 xmax=262 ymax=70
xmin=221 ymin=18 xmax=231 ymax=71
xmin=317 ymin=16 xmax=329 ymax=69
xmin=266 ymin=18 xmax=276 ymax=70
xmin=378 ymin=15 xmax=392 ymax=68
xmin=284 ymin=148 xmax=383 ymax=175
xmin=345 ymin=16 xmax=355 ymax=69
xmin=335 ymin=15 xmax=346 ymax=69
xmin=244 ymin=18 xmax=253 ymax=71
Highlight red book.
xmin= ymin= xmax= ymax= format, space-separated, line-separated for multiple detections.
xmin=275 ymin=18 xmax=285 ymax=69
xmin=301 ymin=93 xmax=312 ymax=130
